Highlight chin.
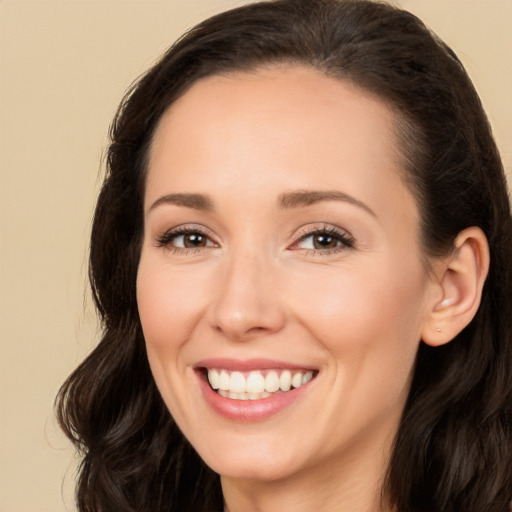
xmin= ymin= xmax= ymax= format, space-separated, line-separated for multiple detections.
xmin=212 ymin=460 xmax=298 ymax=483
xmin=197 ymin=437 xmax=303 ymax=482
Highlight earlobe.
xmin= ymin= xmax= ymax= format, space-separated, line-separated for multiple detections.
xmin=422 ymin=227 xmax=490 ymax=347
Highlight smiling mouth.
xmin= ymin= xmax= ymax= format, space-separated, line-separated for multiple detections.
xmin=203 ymin=368 xmax=317 ymax=400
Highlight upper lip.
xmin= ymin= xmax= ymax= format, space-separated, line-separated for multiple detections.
xmin=194 ymin=358 xmax=318 ymax=372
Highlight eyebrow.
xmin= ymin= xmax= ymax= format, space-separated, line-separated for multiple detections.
xmin=279 ymin=190 xmax=376 ymax=216
xmin=147 ymin=189 xmax=375 ymax=216
xmin=148 ymin=193 xmax=214 ymax=213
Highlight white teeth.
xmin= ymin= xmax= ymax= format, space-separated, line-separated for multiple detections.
xmin=265 ymin=371 xmax=280 ymax=392
xmin=302 ymin=371 xmax=313 ymax=384
xmin=208 ymin=369 xmax=220 ymax=389
xmin=246 ymin=371 xmax=265 ymax=393
xmin=228 ymin=391 xmax=248 ymax=400
xmin=219 ymin=370 xmax=230 ymax=391
xmin=291 ymin=372 xmax=303 ymax=388
xmin=206 ymin=368 xmax=315 ymax=400
xmin=230 ymin=371 xmax=246 ymax=393
xmin=279 ymin=370 xmax=291 ymax=391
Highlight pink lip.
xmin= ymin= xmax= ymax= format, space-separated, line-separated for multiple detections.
xmin=195 ymin=358 xmax=317 ymax=372
xmin=194 ymin=359 xmax=317 ymax=422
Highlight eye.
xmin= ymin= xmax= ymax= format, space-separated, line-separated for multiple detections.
xmin=157 ymin=227 xmax=218 ymax=251
xmin=291 ymin=226 xmax=354 ymax=253
xmin=173 ymin=232 xmax=212 ymax=248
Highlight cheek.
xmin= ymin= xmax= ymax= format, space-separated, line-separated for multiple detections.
xmin=287 ymin=258 xmax=426 ymax=388
xmin=136 ymin=257 xmax=212 ymax=355
xmin=136 ymin=256 xmax=212 ymax=422
xmin=292 ymin=263 xmax=423 ymax=339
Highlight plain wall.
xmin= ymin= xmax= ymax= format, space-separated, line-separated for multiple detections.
xmin=1 ymin=1 xmax=510 ymax=511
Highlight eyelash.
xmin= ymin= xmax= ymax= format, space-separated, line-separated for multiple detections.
xmin=291 ymin=225 xmax=355 ymax=255
xmin=156 ymin=226 xmax=217 ymax=254
xmin=156 ymin=224 xmax=355 ymax=255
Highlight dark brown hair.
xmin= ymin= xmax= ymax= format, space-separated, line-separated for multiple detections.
xmin=56 ymin=1 xmax=512 ymax=510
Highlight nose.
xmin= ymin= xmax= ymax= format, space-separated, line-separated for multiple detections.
xmin=208 ymin=248 xmax=286 ymax=341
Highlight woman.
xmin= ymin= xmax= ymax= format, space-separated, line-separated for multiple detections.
xmin=56 ymin=1 xmax=512 ymax=511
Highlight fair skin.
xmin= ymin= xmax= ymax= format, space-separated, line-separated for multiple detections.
xmin=136 ymin=66 xmax=488 ymax=512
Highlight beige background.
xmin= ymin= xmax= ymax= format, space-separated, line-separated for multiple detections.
xmin=1 ymin=1 xmax=510 ymax=511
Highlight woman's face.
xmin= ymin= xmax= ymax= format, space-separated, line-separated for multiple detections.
xmin=137 ymin=66 xmax=438 ymax=483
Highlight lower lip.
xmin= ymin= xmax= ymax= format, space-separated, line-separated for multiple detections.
xmin=196 ymin=371 xmax=314 ymax=421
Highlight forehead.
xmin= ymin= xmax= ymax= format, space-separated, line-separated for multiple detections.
xmin=146 ymin=65 xmax=417 ymax=226
xmin=149 ymin=65 xmax=400 ymax=169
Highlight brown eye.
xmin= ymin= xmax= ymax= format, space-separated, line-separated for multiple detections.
xmin=312 ymin=234 xmax=339 ymax=249
xmin=183 ymin=232 xmax=207 ymax=248
xmin=293 ymin=227 xmax=355 ymax=253
xmin=157 ymin=228 xmax=217 ymax=251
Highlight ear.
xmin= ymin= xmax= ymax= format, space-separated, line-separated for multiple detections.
xmin=421 ymin=227 xmax=490 ymax=347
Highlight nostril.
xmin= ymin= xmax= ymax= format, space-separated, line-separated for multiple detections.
xmin=249 ymin=326 xmax=266 ymax=333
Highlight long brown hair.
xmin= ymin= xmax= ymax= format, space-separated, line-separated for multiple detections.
xmin=57 ymin=1 xmax=512 ymax=510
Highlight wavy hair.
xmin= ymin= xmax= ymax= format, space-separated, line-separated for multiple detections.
xmin=56 ymin=1 xmax=512 ymax=510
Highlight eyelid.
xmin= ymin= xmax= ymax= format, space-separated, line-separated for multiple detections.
xmin=289 ymin=224 xmax=355 ymax=252
xmin=155 ymin=224 xmax=219 ymax=250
